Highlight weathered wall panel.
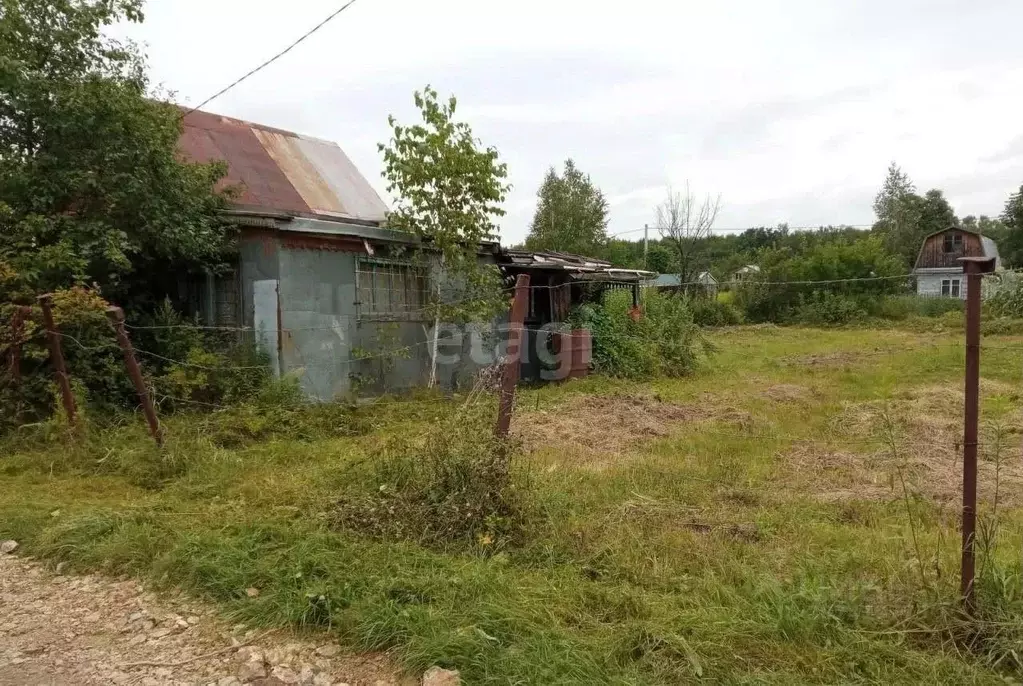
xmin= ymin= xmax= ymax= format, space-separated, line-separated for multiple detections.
xmin=272 ymin=245 xmax=501 ymax=400
xmin=916 ymin=231 xmax=983 ymax=269
xmin=277 ymin=247 xmax=357 ymax=401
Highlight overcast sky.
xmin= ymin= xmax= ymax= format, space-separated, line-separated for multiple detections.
xmin=116 ymin=0 xmax=1023 ymax=243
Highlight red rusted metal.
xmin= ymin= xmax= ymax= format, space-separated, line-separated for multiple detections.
xmin=37 ymin=294 xmax=77 ymax=428
xmin=107 ymin=307 xmax=163 ymax=447
xmin=552 ymin=330 xmax=591 ymax=381
xmin=180 ymin=109 xmax=310 ymax=215
xmin=179 ymin=109 xmax=387 ymax=223
xmin=959 ymin=255 xmax=996 ymax=614
xmin=495 ymin=275 xmax=530 ymax=438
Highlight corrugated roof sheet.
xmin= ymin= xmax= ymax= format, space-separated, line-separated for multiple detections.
xmin=499 ymin=249 xmax=612 ymax=270
xmin=179 ymin=108 xmax=388 ymax=224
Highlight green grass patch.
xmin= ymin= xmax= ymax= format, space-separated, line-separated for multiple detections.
xmin=3 ymin=326 xmax=1023 ymax=684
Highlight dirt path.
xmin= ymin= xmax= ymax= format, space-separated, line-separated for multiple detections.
xmin=0 ymin=550 xmax=409 ymax=686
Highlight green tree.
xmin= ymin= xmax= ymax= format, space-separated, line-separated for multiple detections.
xmin=0 ymin=0 xmax=231 ymax=306
xmin=872 ymin=162 xmax=922 ymax=265
xmin=917 ymin=189 xmax=958 ymax=238
xmin=645 ymin=242 xmax=676 ymax=274
xmin=1000 ymin=185 xmax=1023 ymax=267
xmin=525 ymin=159 xmax=609 ymax=257
xmin=379 ymin=85 xmax=510 ymax=384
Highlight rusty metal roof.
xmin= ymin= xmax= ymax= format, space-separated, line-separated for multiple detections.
xmin=179 ymin=108 xmax=388 ymax=224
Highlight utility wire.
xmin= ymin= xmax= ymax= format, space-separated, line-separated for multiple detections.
xmin=181 ymin=0 xmax=361 ymax=118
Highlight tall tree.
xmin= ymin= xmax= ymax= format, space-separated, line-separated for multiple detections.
xmin=0 ymin=0 xmax=230 ymax=306
xmin=872 ymin=162 xmax=922 ymax=265
xmin=917 ymin=189 xmax=958 ymax=237
xmin=379 ymin=85 xmax=510 ymax=385
xmin=656 ymin=183 xmax=721 ymax=286
xmin=525 ymin=159 xmax=609 ymax=257
xmin=1000 ymin=185 xmax=1023 ymax=267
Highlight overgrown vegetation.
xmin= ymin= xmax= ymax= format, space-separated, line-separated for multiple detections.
xmin=0 ymin=0 xmax=234 ymax=426
xmin=334 ymin=394 xmax=524 ymax=551
xmin=5 ymin=327 xmax=1023 ymax=683
xmin=570 ymin=289 xmax=705 ymax=379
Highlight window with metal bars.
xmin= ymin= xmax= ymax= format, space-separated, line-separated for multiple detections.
xmin=355 ymin=259 xmax=428 ymax=319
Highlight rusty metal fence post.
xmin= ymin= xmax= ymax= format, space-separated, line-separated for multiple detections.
xmin=959 ymin=256 xmax=996 ymax=614
xmin=107 ymin=306 xmax=163 ymax=447
xmin=495 ymin=274 xmax=530 ymax=439
xmin=37 ymin=294 xmax=78 ymax=428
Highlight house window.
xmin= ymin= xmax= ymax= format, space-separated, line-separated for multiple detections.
xmin=356 ymin=259 xmax=427 ymax=319
xmin=943 ymin=232 xmax=963 ymax=253
xmin=940 ymin=278 xmax=962 ymax=297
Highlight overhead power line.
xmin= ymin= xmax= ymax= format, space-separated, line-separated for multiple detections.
xmin=181 ymin=0 xmax=361 ymax=119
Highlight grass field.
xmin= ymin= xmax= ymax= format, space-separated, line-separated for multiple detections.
xmin=4 ymin=325 xmax=1023 ymax=684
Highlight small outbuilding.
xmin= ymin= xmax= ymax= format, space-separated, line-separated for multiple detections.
xmin=177 ymin=108 xmax=499 ymax=399
xmin=495 ymin=250 xmax=653 ymax=382
xmin=913 ymin=227 xmax=1002 ymax=298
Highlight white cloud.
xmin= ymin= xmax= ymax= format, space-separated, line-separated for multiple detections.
xmin=117 ymin=0 xmax=1023 ymax=243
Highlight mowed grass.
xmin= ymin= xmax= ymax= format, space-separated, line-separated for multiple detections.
xmin=3 ymin=326 xmax=1023 ymax=684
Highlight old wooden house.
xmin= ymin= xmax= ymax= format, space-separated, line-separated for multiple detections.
xmin=913 ymin=227 xmax=1001 ymax=298
xmin=177 ymin=108 xmax=499 ymax=399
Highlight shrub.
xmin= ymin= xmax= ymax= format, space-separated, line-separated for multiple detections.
xmin=332 ymin=400 xmax=524 ymax=550
xmin=791 ymin=292 xmax=866 ymax=326
xmin=987 ymin=274 xmax=1023 ymax=318
xmin=870 ymin=295 xmax=964 ymax=320
xmin=569 ymin=289 xmax=705 ymax=380
xmin=689 ymin=297 xmax=744 ymax=327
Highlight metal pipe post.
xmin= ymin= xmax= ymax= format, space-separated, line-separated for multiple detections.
xmin=37 ymin=294 xmax=78 ymax=428
xmin=959 ymin=256 xmax=996 ymax=614
xmin=106 ymin=306 xmax=164 ymax=446
xmin=495 ymin=274 xmax=530 ymax=439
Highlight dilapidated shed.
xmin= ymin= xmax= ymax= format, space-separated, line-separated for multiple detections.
xmin=495 ymin=249 xmax=652 ymax=381
xmin=177 ymin=109 xmax=497 ymax=399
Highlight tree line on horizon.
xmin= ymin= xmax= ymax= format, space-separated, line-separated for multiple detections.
xmin=519 ymin=159 xmax=1023 ymax=283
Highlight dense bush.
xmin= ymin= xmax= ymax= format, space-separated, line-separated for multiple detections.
xmin=987 ymin=273 xmax=1023 ymax=318
xmin=0 ymin=292 xmax=274 ymax=433
xmin=869 ymin=294 xmax=964 ymax=320
xmin=733 ymin=235 xmax=906 ymax=324
xmin=569 ymin=289 xmax=705 ymax=379
xmin=333 ymin=400 xmax=523 ymax=550
xmin=690 ymin=296 xmax=744 ymax=327
xmin=791 ymin=292 xmax=867 ymax=325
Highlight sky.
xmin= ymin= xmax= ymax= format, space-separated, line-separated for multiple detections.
xmin=114 ymin=0 xmax=1023 ymax=244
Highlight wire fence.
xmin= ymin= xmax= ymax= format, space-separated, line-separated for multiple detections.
xmin=2 ymin=272 xmax=1020 ymax=445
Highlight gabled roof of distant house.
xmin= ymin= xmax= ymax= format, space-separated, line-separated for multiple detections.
xmin=644 ymin=271 xmax=717 ymax=288
xmin=733 ymin=264 xmax=761 ymax=276
xmin=913 ymin=226 xmax=1002 ymax=270
xmin=178 ymin=108 xmax=388 ymax=225
xmin=646 ymin=273 xmax=682 ymax=287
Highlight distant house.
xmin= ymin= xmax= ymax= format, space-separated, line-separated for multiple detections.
xmin=913 ymin=227 xmax=1002 ymax=298
xmin=696 ymin=271 xmax=718 ymax=294
xmin=644 ymin=274 xmax=682 ymax=289
xmin=643 ymin=271 xmax=717 ymax=295
xmin=731 ymin=265 xmax=761 ymax=283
